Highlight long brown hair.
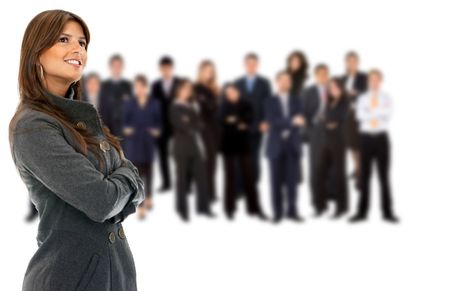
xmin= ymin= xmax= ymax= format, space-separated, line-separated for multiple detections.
xmin=196 ymin=60 xmax=220 ymax=96
xmin=9 ymin=9 xmax=123 ymax=172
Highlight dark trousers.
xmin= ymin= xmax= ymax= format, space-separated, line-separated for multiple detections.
xmin=355 ymin=132 xmax=395 ymax=218
xmin=135 ymin=161 xmax=153 ymax=203
xmin=174 ymin=152 xmax=210 ymax=216
xmin=236 ymin=133 xmax=262 ymax=193
xmin=317 ymin=134 xmax=348 ymax=213
xmin=308 ymin=126 xmax=327 ymax=213
xmin=202 ymin=130 xmax=218 ymax=201
xmin=269 ymin=151 xmax=300 ymax=218
xmin=157 ymin=135 xmax=171 ymax=188
xmin=224 ymin=154 xmax=263 ymax=216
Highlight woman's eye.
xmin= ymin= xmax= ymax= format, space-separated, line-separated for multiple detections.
xmin=79 ymin=41 xmax=86 ymax=48
xmin=59 ymin=36 xmax=69 ymax=43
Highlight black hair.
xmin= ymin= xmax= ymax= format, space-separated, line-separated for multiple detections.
xmin=159 ymin=55 xmax=174 ymax=66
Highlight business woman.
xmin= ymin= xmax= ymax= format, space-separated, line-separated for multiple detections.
xmin=170 ymin=79 xmax=215 ymax=221
xmin=341 ymin=51 xmax=368 ymax=184
xmin=286 ymin=50 xmax=309 ymax=97
xmin=9 ymin=10 xmax=144 ymax=291
xmin=123 ymin=74 xmax=161 ymax=219
xmin=194 ymin=60 xmax=220 ymax=202
xmin=219 ymin=83 xmax=267 ymax=220
xmin=317 ymin=77 xmax=349 ymax=218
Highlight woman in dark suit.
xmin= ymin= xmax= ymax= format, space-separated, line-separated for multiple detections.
xmin=170 ymin=79 xmax=215 ymax=221
xmin=9 ymin=10 xmax=144 ymax=290
xmin=317 ymin=77 xmax=349 ymax=218
xmin=123 ymin=74 xmax=161 ymax=219
xmin=219 ymin=83 xmax=267 ymax=220
xmin=286 ymin=50 xmax=309 ymax=97
xmin=194 ymin=60 xmax=220 ymax=202
xmin=341 ymin=51 xmax=368 ymax=182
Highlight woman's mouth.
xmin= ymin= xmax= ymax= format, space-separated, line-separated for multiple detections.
xmin=64 ymin=59 xmax=82 ymax=68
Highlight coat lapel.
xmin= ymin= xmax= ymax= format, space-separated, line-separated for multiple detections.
xmin=44 ymin=85 xmax=99 ymax=123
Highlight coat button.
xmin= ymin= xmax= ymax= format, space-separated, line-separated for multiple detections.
xmin=100 ymin=140 xmax=111 ymax=152
xmin=75 ymin=121 xmax=87 ymax=130
xmin=108 ymin=231 xmax=116 ymax=243
xmin=118 ymin=227 xmax=126 ymax=239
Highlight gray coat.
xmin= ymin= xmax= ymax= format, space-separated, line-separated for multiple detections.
xmin=9 ymin=85 xmax=145 ymax=291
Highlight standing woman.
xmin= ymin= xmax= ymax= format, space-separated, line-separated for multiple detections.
xmin=8 ymin=10 xmax=144 ymax=291
xmin=194 ymin=60 xmax=220 ymax=202
xmin=317 ymin=78 xmax=349 ymax=218
xmin=286 ymin=50 xmax=309 ymax=97
xmin=123 ymin=74 xmax=161 ymax=220
xmin=170 ymin=79 xmax=215 ymax=221
xmin=219 ymin=83 xmax=267 ymax=220
xmin=341 ymin=51 xmax=368 ymax=183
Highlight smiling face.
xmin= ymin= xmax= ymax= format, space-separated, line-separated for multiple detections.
xmin=199 ymin=63 xmax=214 ymax=83
xmin=39 ymin=20 xmax=87 ymax=90
xmin=244 ymin=57 xmax=258 ymax=75
xmin=277 ymin=72 xmax=292 ymax=93
xmin=346 ymin=55 xmax=358 ymax=74
xmin=289 ymin=55 xmax=302 ymax=71
xmin=177 ymin=81 xmax=193 ymax=102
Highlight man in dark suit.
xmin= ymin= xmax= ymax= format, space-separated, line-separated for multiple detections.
xmin=235 ymin=53 xmax=272 ymax=189
xmin=341 ymin=51 xmax=368 ymax=184
xmin=98 ymin=54 xmax=132 ymax=139
xmin=265 ymin=71 xmax=305 ymax=223
xmin=301 ymin=64 xmax=330 ymax=216
xmin=151 ymin=56 xmax=181 ymax=192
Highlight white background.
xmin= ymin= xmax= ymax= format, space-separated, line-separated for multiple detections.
xmin=1 ymin=0 xmax=449 ymax=290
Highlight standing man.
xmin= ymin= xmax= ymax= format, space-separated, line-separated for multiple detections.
xmin=301 ymin=64 xmax=330 ymax=216
xmin=151 ymin=56 xmax=181 ymax=192
xmin=265 ymin=71 xmax=305 ymax=223
xmin=235 ymin=53 xmax=272 ymax=187
xmin=98 ymin=54 xmax=132 ymax=140
xmin=341 ymin=51 xmax=368 ymax=184
xmin=350 ymin=69 xmax=399 ymax=223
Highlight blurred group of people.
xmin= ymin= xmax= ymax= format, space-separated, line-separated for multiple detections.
xmin=26 ymin=51 xmax=399 ymax=224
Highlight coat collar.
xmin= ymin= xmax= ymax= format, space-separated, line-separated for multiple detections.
xmin=44 ymin=84 xmax=99 ymax=122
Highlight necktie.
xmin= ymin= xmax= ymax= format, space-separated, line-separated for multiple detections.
xmin=321 ymin=89 xmax=328 ymax=105
xmin=246 ymin=78 xmax=254 ymax=93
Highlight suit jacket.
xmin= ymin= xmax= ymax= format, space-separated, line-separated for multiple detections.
xmin=219 ymin=98 xmax=253 ymax=155
xmin=151 ymin=77 xmax=181 ymax=138
xmin=10 ymin=85 xmax=144 ymax=291
xmin=265 ymin=95 xmax=304 ymax=159
xmin=169 ymin=102 xmax=204 ymax=158
xmin=98 ymin=79 xmax=132 ymax=137
xmin=324 ymin=98 xmax=349 ymax=144
xmin=235 ymin=75 xmax=272 ymax=134
xmin=122 ymin=97 xmax=161 ymax=164
xmin=301 ymin=85 xmax=323 ymax=128
xmin=341 ymin=72 xmax=368 ymax=101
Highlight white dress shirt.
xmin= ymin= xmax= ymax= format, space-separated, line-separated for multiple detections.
xmin=278 ymin=93 xmax=289 ymax=117
xmin=345 ymin=75 xmax=355 ymax=92
xmin=162 ymin=78 xmax=173 ymax=96
xmin=356 ymin=90 xmax=393 ymax=134
xmin=314 ymin=85 xmax=327 ymax=123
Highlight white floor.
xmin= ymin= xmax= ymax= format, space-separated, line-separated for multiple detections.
xmin=3 ymin=147 xmax=449 ymax=291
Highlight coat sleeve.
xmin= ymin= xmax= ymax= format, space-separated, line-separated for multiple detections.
xmin=169 ymin=105 xmax=193 ymax=134
xmin=12 ymin=115 xmax=144 ymax=223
